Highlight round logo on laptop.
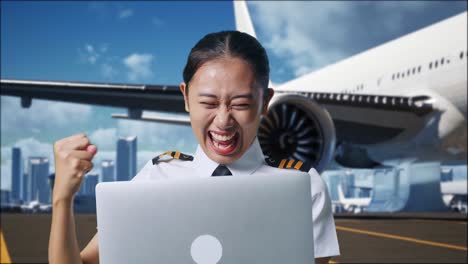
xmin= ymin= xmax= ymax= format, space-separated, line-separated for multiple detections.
xmin=190 ymin=234 xmax=223 ymax=264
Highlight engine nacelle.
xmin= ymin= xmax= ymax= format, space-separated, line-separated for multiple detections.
xmin=258 ymin=94 xmax=336 ymax=173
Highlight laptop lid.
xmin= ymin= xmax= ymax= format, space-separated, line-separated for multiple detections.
xmin=96 ymin=173 xmax=314 ymax=264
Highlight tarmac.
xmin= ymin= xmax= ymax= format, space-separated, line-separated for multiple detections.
xmin=1 ymin=212 xmax=467 ymax=263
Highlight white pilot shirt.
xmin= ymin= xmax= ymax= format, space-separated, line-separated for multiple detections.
xmin=132 ymin=138 xmax=340 ymax=258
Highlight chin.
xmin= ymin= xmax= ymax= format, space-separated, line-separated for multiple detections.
xmin=208 ymin=153 xmax=242 ymax=165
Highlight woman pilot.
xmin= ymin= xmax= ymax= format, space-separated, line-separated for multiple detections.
xmin=49 ymin=30 xmax=340 ymax=264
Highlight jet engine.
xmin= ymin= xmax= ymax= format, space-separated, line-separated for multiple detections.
xmin=258 ymin=94 xmax=336 ymax=173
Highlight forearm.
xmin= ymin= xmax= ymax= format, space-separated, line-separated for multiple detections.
xmin=48 ymin=198 xmax=82 ymax=264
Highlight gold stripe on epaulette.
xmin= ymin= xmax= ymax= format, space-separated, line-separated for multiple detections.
xmin=279 ymin=159 xmax=287 ymax=168
xmin=152 ymin=151 xmax=194 ymax=165
xmin=294 ymin=160 xmax=304 ymax=170
xmin=264 ymin=157 xmax=308 ymax=172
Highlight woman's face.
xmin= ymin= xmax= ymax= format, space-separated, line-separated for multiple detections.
xmin=180 ymin=56 xmax=273 ymax=164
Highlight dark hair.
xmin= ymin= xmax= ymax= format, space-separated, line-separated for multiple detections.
xmin=183 ymin=30 xmax=270 ymax=97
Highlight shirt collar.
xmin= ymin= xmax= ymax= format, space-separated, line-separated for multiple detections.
xmin=193 ymin=137 xmax=265 ymax=177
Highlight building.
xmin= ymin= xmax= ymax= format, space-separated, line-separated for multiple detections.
xmin=1 ymin=190 xmax=11 ymax=205
xmin=11 ymin=147 xmax=22 ymax=203
xmin=327 ymin=174 xmax=340 ymax=202
xmin=22 ymin=173 xmax=27 ymax=203
xmin=74 ymin=173 xmax=99 ymax=213
xmin=116 ymin=136 xmax=137 ymax=181
xmin=83 ymin=173 xmax=99 ymax=196
xmin=27 ymin=157 xmax=50 ymax=204
xmin=341 ymin=170 xmax=356 ymax=197
xmin=101 ymin=160 xmax=115 ymax=182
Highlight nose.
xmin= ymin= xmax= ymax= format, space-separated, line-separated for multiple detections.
xmin=214 ymin=105 xmax=234 ymax=129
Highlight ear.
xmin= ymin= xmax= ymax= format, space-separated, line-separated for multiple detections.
xmin=261 ymin=88 xmax=274 ymax=116
xmin=180 ymin=82 xmax=190 ymax=112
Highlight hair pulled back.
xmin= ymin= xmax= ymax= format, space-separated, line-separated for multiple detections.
xmin=183 ymin=30 xmax=270 ymax=96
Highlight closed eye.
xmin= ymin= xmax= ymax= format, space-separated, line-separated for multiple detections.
xmin=200 ymin=102 xmax=218 ymax=108
xmin=232 ymin=104 xmax=250 ymax=109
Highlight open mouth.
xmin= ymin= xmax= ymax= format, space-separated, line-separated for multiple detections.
xmin=208 ymin=130 xmax=239 ymax=155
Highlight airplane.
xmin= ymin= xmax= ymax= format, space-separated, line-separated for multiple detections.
xmin=441 ymin=180 xmax=468 ymax=212
xmin=1 ymin=2 xmax=466 ymax=178
xmin=336 ymin=184 xmax=372 ymax=213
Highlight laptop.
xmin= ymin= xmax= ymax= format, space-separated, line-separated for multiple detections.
xmin=96 ymin=173 xmax=314 ymax=264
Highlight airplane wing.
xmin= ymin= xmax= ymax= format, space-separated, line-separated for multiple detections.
xmin=1 ymin=79 xmax=190 ymax=124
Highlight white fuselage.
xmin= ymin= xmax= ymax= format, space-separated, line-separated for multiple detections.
xmin=277 ymin=12 xmax=467 ymax=119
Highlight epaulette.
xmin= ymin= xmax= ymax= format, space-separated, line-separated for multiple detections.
xmin=152 ymin=151 xmax=194 ymax=165
xmin=264 ymin=157 xmax=308 ymax=172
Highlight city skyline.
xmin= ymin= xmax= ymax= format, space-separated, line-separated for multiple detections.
xmin=3 ymin=135 xmax=141 ymax=205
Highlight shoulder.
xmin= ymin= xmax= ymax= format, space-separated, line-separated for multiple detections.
xmin=307 ymin=167 xmax=328 ymax=198
xmin=152 ymin=151 xmax=194 ymax=165
xmin=132 ymin=151 xmax=194 ymax=181
xmin=261 ymin=157 xmax=327 ymax=196
xmin=258 ymin=157 xmax=310 ymax=178
xmin=264 ymin=157 xmax=309 ymax=172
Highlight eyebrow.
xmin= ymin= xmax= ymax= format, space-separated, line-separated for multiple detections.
xmin=197 ymin=93 xmax=254 ymax=100
xmin=197 ymin=93 xmax=217 ymax=98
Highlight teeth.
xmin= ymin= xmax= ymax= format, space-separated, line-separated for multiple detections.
xmin=214 ymin=141 xmax=234 ymax=150
xmin=210 ymin=131 xmax=235 ymax=141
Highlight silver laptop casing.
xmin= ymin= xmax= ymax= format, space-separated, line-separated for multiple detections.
xmin=96 ymin=173 xmax=314 ymax=264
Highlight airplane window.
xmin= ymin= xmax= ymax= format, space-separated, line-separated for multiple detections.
xmin=402 ymin=72 xmax=405 ymax=78
xmin=392 ymin=74 xmax=395 ymax=80
xmin=435 ymin=61 xmax=438 ymax=68
xmin=441 ymin=58 xmax=445 ymax=65
xmin=397 ymin=73 xmax=400 ymax=78
xmin=412 ymin=68 xmax=416 ymax=74
xmin=407 ymin=69 xmax=410 ymax=76
xmin=460 ymin=51 xmax=464 ymax=59
xmin=429 ymin=62 xmax=432 ymax=69
xmin=418 ymin=66 xmax=421 ymax=73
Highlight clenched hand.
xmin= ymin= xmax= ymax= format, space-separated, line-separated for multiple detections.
xmin=52 ymin=133 xmax=98 ymax=203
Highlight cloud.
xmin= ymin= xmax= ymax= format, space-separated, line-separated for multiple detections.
xmin=248 ymin=1 xmax=437 ymax=78
xmin=116 ymin=117 xmax=197 ymax=153
xmin=101 ymin=63 xmax=118 ymax=79
xmin=89 ymin=128 xmax=117 ymax=150
xmin=1 ymin=96 xmax=92 ymax=133
xmin=123 ymin=53 xmax=154 ymax=81
xmin=87 ymin=3 xmax=135 ymax=21
xmin=99 ymin=43 xmax=109 ymax=53
xmin=79 ymin=43 xmax=102 ymax=65
xmin=78 ymin=43 xmax=121 ymax=79
xmin=118 ymin=9 xmax=134 ymax=19
xmin=249 ymin=2 xmax=352 ymax=77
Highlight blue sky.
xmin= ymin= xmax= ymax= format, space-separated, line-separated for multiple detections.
xmin=1 ymin=1 xmax=466 ymax=190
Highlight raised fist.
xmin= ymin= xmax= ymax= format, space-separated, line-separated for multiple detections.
xmin=52 ymin=133 xmax=98 ymax=203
